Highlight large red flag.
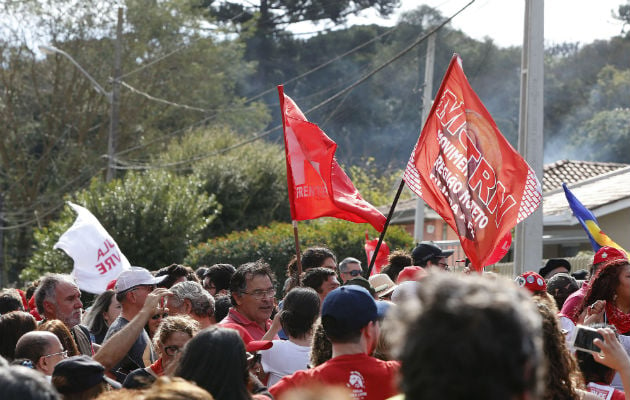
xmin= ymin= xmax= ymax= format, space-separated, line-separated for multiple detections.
xmin=403 ymin=55 xmax=542 ymax=270
xmin=279 ymin=86 xmax=386 ymax=232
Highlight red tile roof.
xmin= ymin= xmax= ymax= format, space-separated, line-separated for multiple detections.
xmin=543 ymin=160 xmax=627 ymax=193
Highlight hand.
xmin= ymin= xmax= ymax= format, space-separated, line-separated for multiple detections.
xmin=142 ymin=288 xmax=170 ymax=313
xmin=593 ymin=328 xmax=630 ymax=373
xmin=584 ymin=300 xmax=606 ymax=325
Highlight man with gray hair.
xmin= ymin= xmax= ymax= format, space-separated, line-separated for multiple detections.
xmin=338 ymin=257 xmax=363 ymax=283
xmin=166 ymin=281 xmax=215 ymax=329
xmin=34 ymin=273 xmax=92 ymax=356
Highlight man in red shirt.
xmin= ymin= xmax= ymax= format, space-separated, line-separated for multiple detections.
xmin=269 ymin=285 xmax=399 ymax=400
xmin=220 ymin=261 xmax=277 ymax=341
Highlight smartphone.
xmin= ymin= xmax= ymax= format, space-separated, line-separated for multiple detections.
xmin=572 ymin=325 xmax=604 ymax=354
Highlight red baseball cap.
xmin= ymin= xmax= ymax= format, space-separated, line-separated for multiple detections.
xmin=515 ymin=271 xmax=547 ymax=293
xmin=396 ymin=266 xmax=429 ymax=284
xmin=593 ymin=246 xmax=627 ymax=266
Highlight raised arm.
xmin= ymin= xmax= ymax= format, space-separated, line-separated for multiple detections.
xmin=93 ymin=288 xmax=169 ymax=369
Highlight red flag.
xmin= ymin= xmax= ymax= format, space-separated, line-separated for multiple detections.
xmin=278 ymin=86 xmax=386 ymax=232
xmin=484 ymin=231 xmax=512 ymax=266
xmin=403 ymin=55 xmax=541 ymax=271
xmin=365 ymin=232 xmax=390 ymax=275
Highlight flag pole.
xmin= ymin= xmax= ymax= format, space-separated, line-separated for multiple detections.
xmin=366 ymin=179 xmax=406 ymax=276
xmin=292 ymin=220 xmax=303 ymax=284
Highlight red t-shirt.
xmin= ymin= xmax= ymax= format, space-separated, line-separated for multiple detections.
xmin=269 ymin=353 xmax=400 ymax=400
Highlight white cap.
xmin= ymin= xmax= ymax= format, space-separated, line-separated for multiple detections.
xmin=114 ymin=267 xmax=166 ymax=293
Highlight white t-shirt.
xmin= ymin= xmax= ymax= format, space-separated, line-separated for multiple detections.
xmin=260 ymin=339 xmax=311 ymax=387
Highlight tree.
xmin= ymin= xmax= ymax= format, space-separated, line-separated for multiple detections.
xmin=23 ymin=170 xmax=217 ymax=281
xmin=198 ymin=0 xmax=401 ymax=92
xmin=158 ymin=126 xmax=290 ymax=236
xmin=0 ymin=0 xmax=269 ymax=282
xmin=568 ymin=109 xmax=630 ymax=163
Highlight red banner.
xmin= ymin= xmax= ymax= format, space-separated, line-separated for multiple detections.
xmin=403 ymin=55 xmax=541 ymax=270
xmin=365 ymin=232 xmax=390 ymax=275
xmin=279 ymin=86 xmax=386 ymax=232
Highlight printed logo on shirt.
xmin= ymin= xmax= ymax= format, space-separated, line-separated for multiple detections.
xmin=587 ymin=382 xmax=615 ymax=400
xmin=347 ymin=371 xmax=367 ymax=399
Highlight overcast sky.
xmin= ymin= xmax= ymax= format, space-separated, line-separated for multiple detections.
xmin=291 ymin=0 xmax=627 ymax=48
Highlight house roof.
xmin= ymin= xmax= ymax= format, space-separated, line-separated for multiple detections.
xmin=544 ymin=165 xmax=630 ymax=224
xmin=543 ymin=160 xmax=627 ymax=193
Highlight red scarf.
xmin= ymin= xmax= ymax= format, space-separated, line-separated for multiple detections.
xmin=149 ymin=358 xmax=164 ymax=376
xmin=606 ymin=302 xmax=630 ymax=334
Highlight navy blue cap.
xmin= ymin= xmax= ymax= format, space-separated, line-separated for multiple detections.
xmin=53 ymin=355 xmax=121 ymax=393
xmin=321 ymin=285 xmax=377 ymax=331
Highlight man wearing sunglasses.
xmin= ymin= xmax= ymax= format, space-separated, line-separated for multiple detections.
xmin=339 ymin=257 xmax=363 ymax=283
xmin=411 ymin=242 xmax=454 ymax=271
xmin=102 ymin=267 xmax=167 ymax=382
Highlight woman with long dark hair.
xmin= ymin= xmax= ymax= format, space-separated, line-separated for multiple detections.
xmin=175 ymin=326 xmax=256 ymax=400
xmin=83 ymin=290 xmax=121 ymax=344
xmin=572 ymin=257 xmax=630 ymax=334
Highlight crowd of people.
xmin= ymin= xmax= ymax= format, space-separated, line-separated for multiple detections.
xmin=1 ymin=242 xmax=630 ymax=400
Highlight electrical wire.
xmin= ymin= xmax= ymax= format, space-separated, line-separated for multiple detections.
xmin=112 ymin=0 xmax=475 ymax=170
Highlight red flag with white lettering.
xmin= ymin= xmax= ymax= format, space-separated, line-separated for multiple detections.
xmin=279 ymin=86 xmax=386 ymax=232
xmin=403 ymin=55 xmax=541 ymax=271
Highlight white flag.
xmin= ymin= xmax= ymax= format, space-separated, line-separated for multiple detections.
xmin=54 ymin=202 xmax=131 ymax=294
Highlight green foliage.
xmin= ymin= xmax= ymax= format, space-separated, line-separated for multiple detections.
xmin=158 ymin=126 xmax=289 ymax=236
xmin=185 ymin=219 xmax=414 ymax=283
xmin=23 ymin=170 xmax=216 ymax=281
xmin=570 ymin=108 xmax=630 ymax=163
xmin=347 ymin=158 xmax=410 ymax=207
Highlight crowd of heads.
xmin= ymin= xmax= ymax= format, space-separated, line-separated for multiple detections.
xmin=2 ymin=242 xmax=630 ymax=400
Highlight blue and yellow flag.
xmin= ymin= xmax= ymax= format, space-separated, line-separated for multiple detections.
xmin=562 ymin=183 xmax=624 ymax=252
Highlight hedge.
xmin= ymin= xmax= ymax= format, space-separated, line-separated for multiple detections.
xmin=185 ymin=219 xmax=414 ymax=283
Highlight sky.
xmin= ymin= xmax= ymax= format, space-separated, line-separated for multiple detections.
xmin=293 ymin=0 xmax=627 ymax=48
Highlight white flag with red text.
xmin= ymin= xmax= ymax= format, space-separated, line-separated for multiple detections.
xmin=54 ymin=202 xmax=131 ymax=294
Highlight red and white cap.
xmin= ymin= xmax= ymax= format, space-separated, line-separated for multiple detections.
xmin=515 ymin=271 xmax=547 ymax=293
xmin=593 ymin=246 xmax=627 ymax=266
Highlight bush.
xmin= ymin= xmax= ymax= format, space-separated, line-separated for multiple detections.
xmin=23 ymin=170 xmax=216 ymax=281
xmin=185 ymin=219 xmax=414 ymax=283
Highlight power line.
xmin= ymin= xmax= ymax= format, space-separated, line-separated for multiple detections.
xmin=111 ymin=0 xmax=475 ymax=170
xmin=112 ymin=21 xmax=401 ymax=156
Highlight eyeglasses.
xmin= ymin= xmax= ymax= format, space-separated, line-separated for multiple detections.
xmin=130 ymin=284 xmax=156 ymax=292
xmin=43 ymin=350 xmax=68 ymax=359
xmin=242 ymin=288 xmax=276 ymax=299
xmin=164 ymin=345 xmax=182 ymax=357
xmin=344 ymin=270 xmax=362 ymax=277
xmin=151 ymin=312 xmax=168 ymax=320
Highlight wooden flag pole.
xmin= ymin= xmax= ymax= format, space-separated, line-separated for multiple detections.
xmin=292 ymin=220 xmax=303 ymax=285
xmin=366 ymin=179 xmax=406 ymax=276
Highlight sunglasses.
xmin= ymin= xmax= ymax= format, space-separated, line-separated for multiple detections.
xmin=345 ymin=270 xmax=362 ymax=277
xmin=151 ymin=313 xmax=168 ymax=320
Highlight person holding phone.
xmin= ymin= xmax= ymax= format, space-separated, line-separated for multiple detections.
xmin=575 ymin=324 xmax=627 ymax=399
xmin=572 ymin=256 xmax=630 ymax=334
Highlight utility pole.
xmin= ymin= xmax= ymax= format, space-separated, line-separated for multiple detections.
xmin=107 ymin=6 xmax=123 ymax=182
xmin=514 ymin=0 xmax=544 ymax=276
xmin=413 ymin=32 xmax=436 ymax=243
xmin=0 ymin=194 xmax=4 ymax=288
